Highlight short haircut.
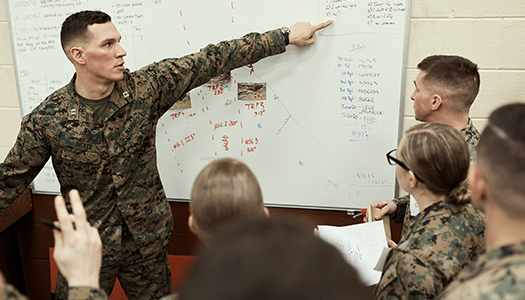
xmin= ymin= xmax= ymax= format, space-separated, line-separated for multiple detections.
xmin=417 ymin=55 xmax=480 ymax=113
xmin=190 ymin=158 xmax=265 ymax=241
xmin=178 ymin=217 xmax=372 ymax=300
xmin=60 ymin=10 xmax=111 ymax=55
xmin=477 ymin=103 xmax=525 ymax=217
xmin=401 ymin=122 xmax=471 ymax=205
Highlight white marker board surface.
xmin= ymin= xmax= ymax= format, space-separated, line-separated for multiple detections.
xmin=6 ymin=0 xmax=410 ymax=210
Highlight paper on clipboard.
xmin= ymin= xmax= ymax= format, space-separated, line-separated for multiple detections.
xmin=318 ymin=221 xmax=388 ymax=285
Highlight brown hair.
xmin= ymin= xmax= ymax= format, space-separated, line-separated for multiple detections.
xmin=179 ymin=217 xmax=371 ymax=300
xmin=400 ymin=123 xmax=471 ymax=204
xmin=477 ymin=103 xmax=525 ymax=217
xmin=190 ymin=158 xmax=265 ymax=240
xmin=417 ymin=55 xmax=480 ymax=114
xmin=60 ymin=10 xmax=111 ymax=56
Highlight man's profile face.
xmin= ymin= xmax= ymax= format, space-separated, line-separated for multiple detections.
xmin=81 ymin=22 xmax=127 ymax=84
xmin=411 ymin=70 xmax=434 ymax=122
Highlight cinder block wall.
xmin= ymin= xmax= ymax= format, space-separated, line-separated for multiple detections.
xmin=404 ymin=1 xmax=525 ymax=132
xmin=2 ymin=1 xmax=525 ymax=161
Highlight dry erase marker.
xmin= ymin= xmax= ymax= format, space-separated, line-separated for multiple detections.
xmin=41 ymin=219 xmax=61 ymax=232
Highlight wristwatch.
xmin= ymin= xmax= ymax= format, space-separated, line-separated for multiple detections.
xmin=281 ymin=26 xmax=290 ymax=46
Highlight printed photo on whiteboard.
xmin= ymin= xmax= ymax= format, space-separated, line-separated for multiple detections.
xmin=238 ymin=82 xmax=267 ymax=100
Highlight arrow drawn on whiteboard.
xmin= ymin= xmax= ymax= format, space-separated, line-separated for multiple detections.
xmin=276 ymin=114 xmax=292 ymax=135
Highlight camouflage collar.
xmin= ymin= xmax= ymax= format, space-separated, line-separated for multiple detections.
xmin=65 ymin=72 xmax=133 ymax=122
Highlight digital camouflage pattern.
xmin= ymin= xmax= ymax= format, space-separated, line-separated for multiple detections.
xmin=68 ymin=287 xmax=109 ymax=300
xmin=374 ymin=200 xmax=485 ymax=300
xmin=0 ymin=29 xmax=286 ymax=299
xmin=4 ymin=283 xmax=28 ymax=300
xmin=438 ymin=242 xmax=525 ymax=300
xmin=461 ymin=118 xmax=481 ymax=160
xmin=392 ymin=119 xmax=481 ymax=240
xmin=3 ymin=283 xmax=108 ymax=300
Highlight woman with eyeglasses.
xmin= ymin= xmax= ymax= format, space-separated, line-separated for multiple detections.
xmin=374 ymin=122 xmax=486 ymax=300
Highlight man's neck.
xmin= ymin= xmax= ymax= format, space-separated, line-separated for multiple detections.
xmin=485 ymin=204 xmax=525 ymax=251
xmin=74 ymin=74 xmax=115 ymax=100
xmin=430 ymin=113 xmax=470 ymax=131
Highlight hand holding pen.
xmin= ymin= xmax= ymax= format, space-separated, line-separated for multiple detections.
xmin=370 ymin=200 xmax=398 ymax=220
xmin=353 ymin=203 xmax=388 ymax=219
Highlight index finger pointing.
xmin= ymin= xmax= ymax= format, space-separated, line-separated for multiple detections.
xmin=313 ymin=19 xmax=333 ymax=31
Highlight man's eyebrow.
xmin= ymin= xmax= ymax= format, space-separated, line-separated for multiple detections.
xmin=100 ymin=37 xmax=120 ymax=44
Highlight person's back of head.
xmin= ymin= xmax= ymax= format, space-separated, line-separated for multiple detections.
xmin=418 ymin=55 xmax=480 ymax=115
xmin=401 ymin=122 xmax=471 ymax=205
xmin=475 ymin=103 xmax=525 ymax=218
xmin=60 ymin=10 xmax=111 ymax=60
xmin=189 ymin=158 xmax=266 ymax=241
xmin=178 ymin=216 xmax=372 ymax=300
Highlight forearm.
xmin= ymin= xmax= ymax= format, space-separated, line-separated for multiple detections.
xmin=180 ymin=29 xmax=286 ymax=90
xmin=145 ymin=29 xmax=286 ymax=113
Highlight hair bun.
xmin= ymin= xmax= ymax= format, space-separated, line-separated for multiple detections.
xmin=447 ymin=181 xmax=471 ymax=205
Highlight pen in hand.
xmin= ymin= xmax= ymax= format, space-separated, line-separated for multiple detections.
xmin=41 ymin=218 xmax=61 ymax=232
xmin=352 ymin=203 xmax=388 ymax=219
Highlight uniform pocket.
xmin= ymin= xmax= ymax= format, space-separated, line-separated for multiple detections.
xmin=116 ymin=112 xmax=154 ymax=154
xmin=375 ymin=259 xmax=400 ymax=298
xmin=57 ymin=144 xmax=103 ymax=191
xmin=61 ymin=146 xmax=101 ymax=164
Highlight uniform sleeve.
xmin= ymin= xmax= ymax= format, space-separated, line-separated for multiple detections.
xmin=375 ymin=250 xmax=444 ymax=300
xmin=4 ymin=283 xmax=30 ymax=300
xmin=137 ymin=29 xmax=287 ymax=117
xmin=392 ymin=194 xmax=410 ymax=225
xmin=0 ymin=113 xmax=50 ymax=215
xmin=68 ymin=287 xmax=109 ymax=300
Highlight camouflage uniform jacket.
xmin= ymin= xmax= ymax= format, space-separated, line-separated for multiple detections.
xmin=3 ymin=285 xmax=107 ymax=300
xmin=392 ymin=119 xmax=480 ymax=239
xmin=0 ymin=30 xmax=286 ymax=258
xmin=68 ymin=287 xmax=109 ymax=300
xmin=374 ymin=200 xmax=485 ymax=300
xmin=4 ymin=284 xmax=28 ymax=300
xmin=438 ymin=242 xmax=525 ymax=300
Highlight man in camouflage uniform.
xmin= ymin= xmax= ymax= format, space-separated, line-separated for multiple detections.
xmin=0 ymin=10 xmax=332 ymax=299
xmin=372 ymin=55 xmax=481 ymax=241
xmin=438 ymin=103 xmax=525 ymax=299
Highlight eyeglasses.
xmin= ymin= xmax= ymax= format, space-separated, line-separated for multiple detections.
xmin=386 ymin=149 xmax=425 ymax=183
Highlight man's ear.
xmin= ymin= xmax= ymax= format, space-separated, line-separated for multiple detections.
xmin=469 ymin=167 xmax=488 ymax=212
xmin=188 ymin=215 xmax=198 ymax=235
xmin=430 ymin=93 xmax=443 ymax=111
xmin=70 ymin=47 xmax=85 ymax=65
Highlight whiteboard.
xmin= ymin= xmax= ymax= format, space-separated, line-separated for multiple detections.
xmin=6 ymin=0 xmax=410 ymax=210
